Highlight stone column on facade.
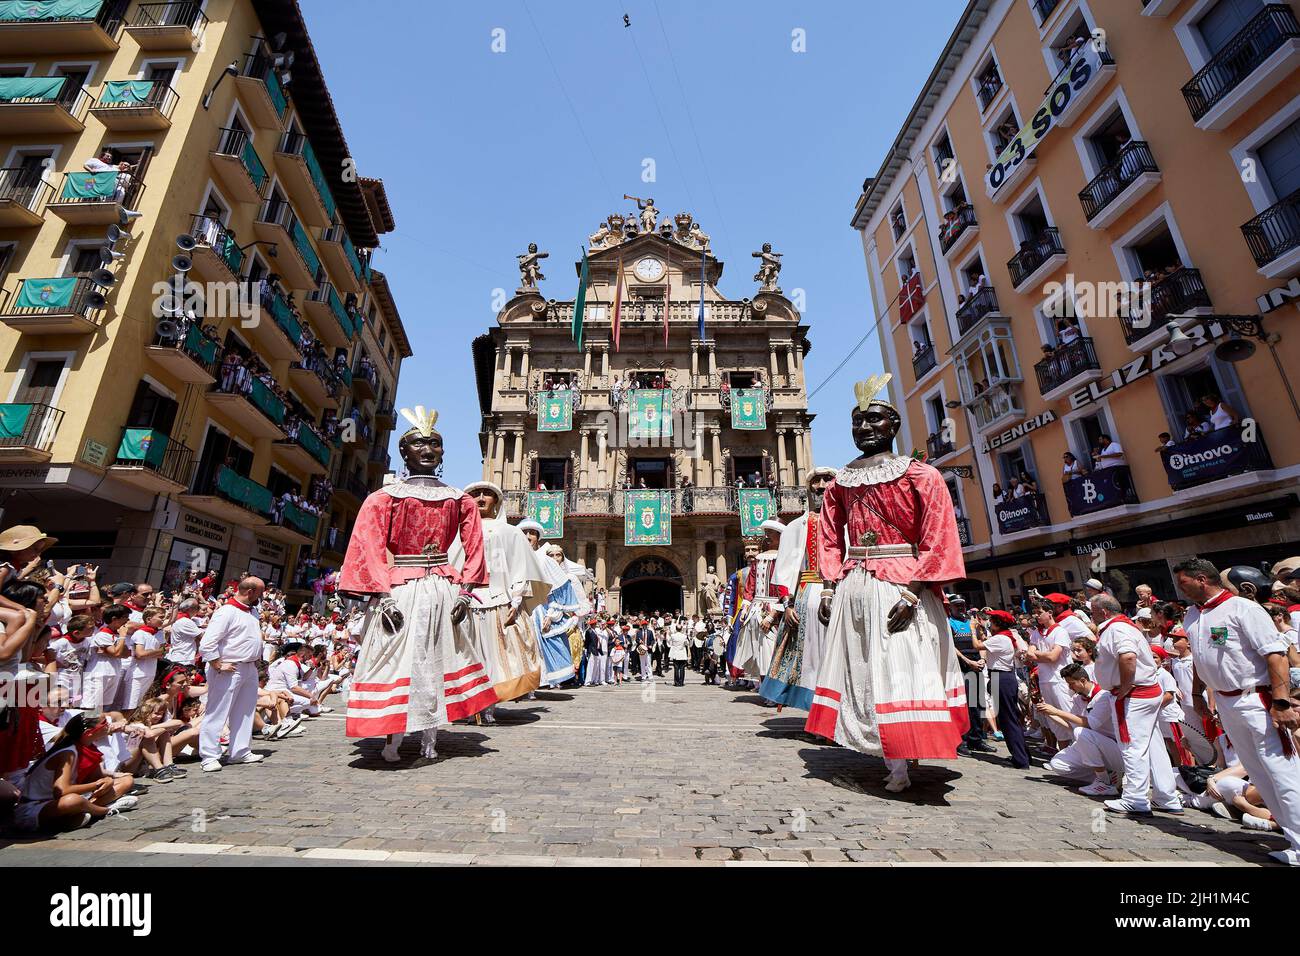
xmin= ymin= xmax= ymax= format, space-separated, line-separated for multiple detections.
xmin=583 ymin=344 xmax=593 ymax=378
xmin=769 ymin=343 xmax=779 ymax=381
xmin=785 ymin=344 xmax=796 ymax=387
xmin=599 ymin=344 xmax=609 ymax=379
xmin=776 ymin=428 xmax=790 ymax=486
xmin=595 ymin=539 xmax=607 ymax=589
xmin=710 ymin=426 xmax=723 ymax=486
xmin=511 ymin=430 xmax=525 ymax=488
xmin=690 ymin=343 xmax=699 ymax=381
xmin=597 ymin=428 xmax=608 ymax=486
xmin=794 ymin=427 xmax=808 ymax=485
xmin=519 ymin=345 xmax=530 ymax=385
xmin=483 ymin=429 xmax=496 ymax=481
xmin=706 ymin=341 xmax=717 ymax=378
xmin=579 ymin=429 xmax=590 ymax=488
xmin=492 ymin=431 xmax=506 ymax=485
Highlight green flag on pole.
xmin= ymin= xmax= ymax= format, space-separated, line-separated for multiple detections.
xmin=572 ymin=248 xmax=589 ymax=350
xmin=738 ymin=488 xmax=777 ymax=536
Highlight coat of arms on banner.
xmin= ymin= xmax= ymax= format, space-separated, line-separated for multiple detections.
xmin=624 ymin=489 xmax=671 ymax=545
xmin=738 ymin=488 xmax=776 ymax=536
xmin=527 ymin=491 xmax=565 ymax=538
xmin=730 ymin=388 xmax=767 ymax=430
xmin=537 ymin=391 xmax=572 ymax=432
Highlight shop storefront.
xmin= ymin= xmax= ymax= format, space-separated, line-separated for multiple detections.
xmin=159 ymin=508 xmax=232 ymax=594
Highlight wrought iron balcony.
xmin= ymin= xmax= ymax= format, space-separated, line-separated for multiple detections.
xmin=1078 ymin=141 xmax=1159 ymax=222
xmin=1065 ymin=466 xmax=1139 ymax=516
xmin=976 ymin=71 xmax=1003 ymax=111
xmin=110 ymin=426 xmax=194 ymax=490
xmin=1 ymin=275 xmax=104 ymax=334
xmin=211 ymin=127 xmax=268 ymax=203
xmin=188 ymin=465 xmax=274 ymax=520
xmin=912 ymin=343 xmax=937 ymax=380
xmin=0 ymin=0 xmax=127 ymax=54
xmin=126 ymin=3 xmax=208 ymax=49
xmin=90 ymin=78 xmax=177 ymax=129
xmin=1135 ymin=266 xmax=1212 ymax=340
xmin=995 ymin=492 xmax=1050 ymax=534
xmin=187 ymin=213 xmax=244 ymax=279
xmin=955 ymin=286 xmax=1000 ymax=335
xmin=926 ymin=433 xmax=955 ymax=460
xmin=0 ymin=402 xmax=62 ymax=461
xmin=938 ymin=203 xmax=978 ymax=255
xmin=1007 ymin=227 xmax=1066 ymax=288
xmin=1241 ymin=187 xmax=1300 ymax=270
xmin=147 ymin=320 xmax=221 ymax=384
xmin=1181 ymin=5 xmax=1300 ymax=123
xmin=1160 ymin=425 xmax=1272 ymax=491
xmin=1034 ymin=336 xmax=1100 ymax=393
xmin=0 ymin=167 xmax=53 ymax=227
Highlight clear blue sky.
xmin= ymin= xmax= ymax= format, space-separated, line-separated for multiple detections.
xmin=302 ymin=0 xmax=968 ymax=485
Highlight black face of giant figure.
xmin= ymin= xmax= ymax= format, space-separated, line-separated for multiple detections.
xmin=399 ymin=431 xmax=444 ymax=476
xmin=851 ymin=404 xmax=900 ymax=457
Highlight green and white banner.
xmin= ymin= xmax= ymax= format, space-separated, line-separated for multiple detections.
xmin=0 ymin=0 xmax=103 ymax=21
xmin=116 ymin=427 xmax=168 ymax=468
xmin=61 ymin=171 xmax=117 ymax=201
xmin=0 ymin=75 xmax=65 ymax=101
xmin=624 ymin=489 xmax=671 ymax=546
xmin=527 ymin=491 xmax=565 ymax=539
xmin=738 ymin=488 xmax=777 ymax=537
xmin=16 ymin=277 xmax=77 ymax=310
xmin=100 ymin=80 xmax=154 ymax=105
xmin=628 ymin=389 xmax=672 ymax=440
xmin=0 ymin=404 xmax=33 ymax=440
xmin=537 ymin=391 xmax=572 ymax=432
xmin=730 ymin=389 xmax=767 ymax=430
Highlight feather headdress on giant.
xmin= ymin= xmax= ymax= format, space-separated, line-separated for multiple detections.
xmin=853 ymin=373 xmax=897 ymax=415
xmin=399 ymin=405 xmax=440 ymax=441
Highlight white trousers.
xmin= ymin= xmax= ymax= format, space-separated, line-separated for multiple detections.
xmin=1050 ymin=729 xmax=1122 ymax=781
xmin=82 ymin=669 xmax=120 ymax=715
xmin=585 ymin=654 xmax=608 ymax=686
xmin=1218 ymin=691 xmax=1300 ymax=853
xmin=1117 ymin=691 xmax=1178 ymax=811
xmin=122 ymin=664 xmax=157 ymax=711
xmin=199 ymin=661 xmax=259 ymax=763
xmin=1037 ymin=679 xmax=1074 ymax=747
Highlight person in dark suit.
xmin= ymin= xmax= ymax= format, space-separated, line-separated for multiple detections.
xmin=633 ymin=620 xmax=655 ymax=681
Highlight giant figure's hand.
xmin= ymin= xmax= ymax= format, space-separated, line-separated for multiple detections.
xmin=818 ymin=592 xmax=833 ymax=627
xmin=450 ymin=598 xmax=469 ymax=626
xmin=886 ymin=599 xmax=915 ymax=634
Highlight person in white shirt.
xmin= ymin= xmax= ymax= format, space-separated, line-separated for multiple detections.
xmin=971 ymin=609 xmax=1029 ymax=770
xmin=83 ymin=605 xmax=131 ymax=714
xmin=1201 ymin=392 xmax=1240 ymax=431
xmin=1024 ymin=599 xmax=1075 ymax=753
xmin=1061 ymin=452 xmax=1084 ymax=483
xmin=197 ymin=577 xmax=268 ymax=773
xmin=1093 ymin=434 xmax=1126 ymax=470
xmin=1176 ymin=558 xmax=1300 ymax=867
xmin=1091 ymin=594 xmax=1182 ymax=817
xmin=122 ymin=607 xmax=168 ymax=710
xmin=1040 ymin=662 xmax=1122 ymax=795
xmin=83 ymin=150 xmax=142 ymax=217
xmin=165 ymin=599 xmax=204 ymax=666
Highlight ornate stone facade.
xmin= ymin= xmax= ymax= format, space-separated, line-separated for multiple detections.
xmin=471 ymin=209 xmax=816 ymax=614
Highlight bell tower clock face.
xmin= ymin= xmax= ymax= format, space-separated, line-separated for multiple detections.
xmin=633 ymin=257 xmax=665 ymax=282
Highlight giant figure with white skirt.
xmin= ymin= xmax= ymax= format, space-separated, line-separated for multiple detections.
xmin=338 ymin=407 xmax=498 ymax=763
xmin=732 ymin=520 xmax=786 ymax=686
xmin=806 ymin=374 xmax=969 ymax=794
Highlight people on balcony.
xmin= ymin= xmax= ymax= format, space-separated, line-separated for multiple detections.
xmin=938 ymin=208 xmax=959 ymax=246
xmin=1062 ymin=451 xmax=1086 ymax=483
xmin=1183 ymin=409 xmax=1212 ymax=440
xmin=1055 ymin=34 xmax=1088 ymax=68
xmin=1202 ymin=393 xmax=1241 ymax=430
xmin=83 ymin=150 xmax=142 ymax=218
xmin=1092 ymin=434 xmax=1126 ymax=470
xmin=1017 ymin=471 xmax=1038 ymax=496
xmin=992 ymin=482 xmax=1005 ymax=504
xmin=609 ymin=375 xmax=623 ymax=406
xmin=1057 ymin=318 xmax=1081 ymax=345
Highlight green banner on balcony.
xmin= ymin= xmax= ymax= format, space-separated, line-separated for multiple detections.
xmin=100 ymin=80 xmax=153 ymax=105
xmin=216 ymin=466 xmax=273 ymax=515
xmin=250 ymin=376 xmax=286 ymax=424
xmin=0 ymin=0 xmax=102 ymax=22
xmin=117 ymin=427 xmax=167 ymax=468
xmin=628 ymin=389 xmax=672 ymax=440
xmin=283 ymin=501 xmax=317 ymax=537
xmin=730 ymin=389 xmax=767 ymax=430
xmin=624 ymin=490 xmax=671 ymax=546
xmin=537 ymin=391 xmax=572 ymax=432
xmin=0 ymin=403 xmax=32 ymax=439
xmin=16 ymin=277 xmax=76 ymax=310
xmin=527 ymin=491 xmax=565 ymax=539
xmin=61 ymin=171 xmax=117 ymax=201
xmin=737 ymin=488 xmax=776 ymax=537
xmin=0 ymin=75 xmax=66 ymax=101
xmin=184 ymin=323 xmax=218 ymax=365
xmin=298 ymin=425 xmax=331 ymax=466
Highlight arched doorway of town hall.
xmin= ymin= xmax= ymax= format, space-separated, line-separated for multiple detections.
xmin=619 ymin=555 xmax=683 ymax=615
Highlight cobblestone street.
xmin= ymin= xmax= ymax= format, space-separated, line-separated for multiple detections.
xmin=0 ymin=678 xmax=1284 ymax=867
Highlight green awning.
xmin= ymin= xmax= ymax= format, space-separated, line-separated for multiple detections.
xmin=61 ymin=171 xmax=117 ymax=201
xmin=16 ymin=276 xmax=77 ymax=310
xmin=0 ymin=75 xmax=66 ymax=102
xmin=0 ymin=403 xmax=33 ymax=439
xmin=0 ymin=0 xmax=103 ymax=23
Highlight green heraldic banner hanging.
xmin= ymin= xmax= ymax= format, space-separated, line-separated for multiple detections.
xmin=730 ymin=389 xmax=767 ymax=430
xmin=537 ymin=391 xmax=572 ymax=432
xmin=527 ymin=491 xmax=565 ymax=539
xmin=628 ymin=389 xmax=672 ymax=439
xmin=625 ymin=489 xmax=671 ymax=546
xmin=738 ymin=488 xmax=776 ymax=536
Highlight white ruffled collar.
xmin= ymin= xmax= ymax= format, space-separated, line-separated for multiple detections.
xmin=384 ymin=475 xmax=464 ymax=501
xmin=835 ymin=453 xmax=913 ymax=487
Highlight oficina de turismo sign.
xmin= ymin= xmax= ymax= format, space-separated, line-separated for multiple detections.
xmin=1067 ymin=318 xmax=1227 ymax=410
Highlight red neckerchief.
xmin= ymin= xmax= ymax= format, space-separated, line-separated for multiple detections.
xmin=1196 ymin=589 xmax=1233 ymax=614
xmin=1086 ymin=683 xmax=1102 ymax=701
xmin=174 ymin=613 xmax=190 ymax=620
xmin=124 ymin=600 xmax=143 ymax=612
xmin=137 ymin=625 xmax=158 ymax=635
xmin=994 ymin=627 xmax=1017 ymax=652
xmin=1053 ymin=609 xmax=1074 ymax=625
xmin=96 ymin=626 xmax=116 ymax=637
xmin=1287 ymin=604 xmax=1300 ymax=614
xmin=225 ymin=598 xmax=251 ymax=612
xmin=1099 ymin=615 xmax=1139 ymax=634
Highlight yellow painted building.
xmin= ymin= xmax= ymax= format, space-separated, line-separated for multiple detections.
xmin=0 ymin=0 xmax=408 ymax=595
xmin=851 ymin=0 xmax=1300 ymax=605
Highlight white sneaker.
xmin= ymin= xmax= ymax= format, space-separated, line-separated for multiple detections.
xmin=274 ymin=716 xmax=304 ymax=739
xmin=317 ymin=705 xmax=334 ymax=713
xmin=1078 ymin=780 xmax=1119 ymax=797
xmin=106 ymin=795 xmax=139 ymax=812
xmin=261 ymin=725 xmax=278 ymax=738
xmin=884 ymin=774 xmax=911 ymax=793
xmin=201 ymin=759 xmax=223 ymax=773
xmin=226 ymin=752 xmax=264 ymax=765
xmin=1269 ymin=849 xmax=1300 ymax=866
xmin=280 ymin=728 xmax=305 ymax=738
xmin=1242 ymin=814 xmax=1279 ymax=832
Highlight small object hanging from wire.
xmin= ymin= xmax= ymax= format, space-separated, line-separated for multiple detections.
xmin=624 ymin=14 xmax=630 ymax=27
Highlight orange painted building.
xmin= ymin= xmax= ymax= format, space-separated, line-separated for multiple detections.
xmin=851 ymin=0 xmax=1300 ymax=605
